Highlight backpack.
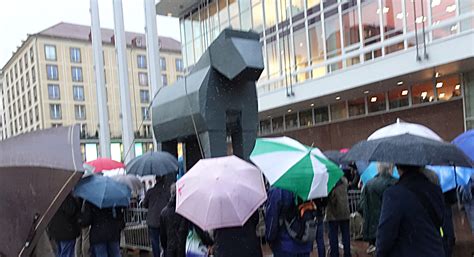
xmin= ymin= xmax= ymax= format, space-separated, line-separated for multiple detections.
xmin=283 ymin=200 xmax=318 ymax=243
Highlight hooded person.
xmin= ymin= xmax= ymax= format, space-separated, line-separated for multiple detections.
xmin=143 ymin=173 xmax=177 ymax=257
xmin=359 ymin=163 xmax=397 ymax=253
xmin=376 ymin=165 xmax=445 ymax=257
xmin=160 ymin=183 xmax=186 ymax=257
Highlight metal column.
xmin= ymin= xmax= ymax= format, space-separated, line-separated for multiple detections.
xmin=90 ymin=0 xmax=111 ymax=158
xmin=113 ymin=0 xmax=135 ymax=163
xmin=144 ymin=0 xmax=163 ymax=151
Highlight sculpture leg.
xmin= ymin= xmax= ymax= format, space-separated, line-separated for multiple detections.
xmin=199 ymin=131 xmax=227 ymax=158
xmin=234 ymin=130 xmax=257 ymax=161
xmin=184 ymin=136 xmax=201 ymax=171
xmin=161 ymin=140 xmax=178 ymax=158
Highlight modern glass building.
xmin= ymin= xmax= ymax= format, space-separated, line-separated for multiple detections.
xmin=157 ymin=0 xmax=474 ymax=149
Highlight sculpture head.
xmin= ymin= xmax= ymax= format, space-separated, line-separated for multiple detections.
xmin=209 ymin=29 xmax=264 ymax=82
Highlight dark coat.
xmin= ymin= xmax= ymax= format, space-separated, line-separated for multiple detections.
xmin=48 ymin=195 xmax=81 ymax=241
xmin=160 ymin=197 xmax=185 ymax=257
xmin=265 ymin=187 xmax=313 ymax=254
xmin=360 ymin=174 xmax=397 ymax=241
xmin=214 ymin=212 xmax=262 ymax=257
xmin=325 ymin=177 xmax=350 ymax=221
xmin=376 ymin=171 xmax=445 ymax=257
xmin=143 ymin=176 xmax=174 ymax=228
xmin=80 ymin=202 xmax=125 ymax=244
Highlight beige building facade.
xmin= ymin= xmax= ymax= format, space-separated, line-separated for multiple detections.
xmin=1 ymin=22 xmax=183 ymax=161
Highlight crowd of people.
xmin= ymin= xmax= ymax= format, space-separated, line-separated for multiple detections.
xmin=41 ymin=159 xmax=472 ymax=257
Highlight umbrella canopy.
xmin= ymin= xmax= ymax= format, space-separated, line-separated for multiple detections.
xmin=0 ymin=126 xmax=83 ymax=257
xmin=74 ymin=175 xmax=131 ymax=208
xmin=250 ymin=137 xmax=344 ymax=200
xmin=176 ymin=155 xmax=267 ymax=231
xmin=427 ymin=166 xmax=474 ymax=192
xmin=110 ymin=174 xmax=143 ymax=192
xmin=452 ymin=130 xmax=474 ymax=161
xmin=126 ymin=151 xmax=178 ymax=177
xmin=86 ymin=158 xmax=125 ymax=173
xmin=368 ymin=119 xmax=443 ymax=141
xmin=323 ymin=150 xmax=347 ymax=165
xmin=343 ymin=134 xmax=472 ymax=167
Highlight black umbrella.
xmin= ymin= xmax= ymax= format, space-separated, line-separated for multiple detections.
xmin=0 ymin=126 xmax=83 ymax=257
xmin=323 ymin=150 xmax=347 ymax=165
xmin=342 ymin=134 xmax=472 ymax=167
xmin=126 ymin=151 xmax=179 ymax=177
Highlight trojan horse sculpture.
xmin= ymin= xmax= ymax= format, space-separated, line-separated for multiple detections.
xmin=152 ymin=29 xmax=264 ymax=169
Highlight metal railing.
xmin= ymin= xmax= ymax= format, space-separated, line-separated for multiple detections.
xmin=121 ymin=208 xmax=152 ymax=251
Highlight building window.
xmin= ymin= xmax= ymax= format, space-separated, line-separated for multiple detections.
xmin=48 ymin=84 xmax=60 ymax=100
xmin=175 ymin=58 xmax=184 ymax=72
xmin=139 ymin=72 xmax=148 ymax=86
xmin=348 ymin=97 xmax=366 ymax=117
xmin=436 ymin=74 xmax=462 ymax=101
xmin=368 ymin=93 xmax=386 ymax=113
xmin=252 ymin=1 xmax=263 ymax=32
xmin=285 ymin=112 xmax=298 ymax=130
xmin=412 ymin=80 xmax=435 ymax=105
xmin=73 ymin=85 xmax=85 ymax=101
xmin=272 ymin=116 xmax=284 ymax=133
xmin=32 ymin=66 xmax=36 ymax=83
xmin=71 ymin=67 xmax=83 ymax=82
xmin=293 ymin=27 xmax=309 ymax=82
xmin=162 ymin=74 xmax=168 ymax=86
xmin=70 ymin=48 xmax=81 ymax=63
xmin=140 ymin=90 xmax=150 ymax=103
xmin=51 ymin=123 xmax=62 ymax=128
xmin=361 ymin=0 xmax=382 ymax=60
xmin=342 ymin=3 xmax=360 ymax=49
xmin=160 ymin=57 xmax=167 ymax=71
xmin=260 ymin=119 xmax=271 ymax=134
xmin=142 ymin=107 xmax=150 ymax=120
xmin=24 ymin=53 xmax=28 ymax=67
xmin=75 ymin=105 xmax=86 ymax=120
xmin=44 ymin=45 xmax=57 ymax=61
xmin=137 ymin=55 xmax=147 ymax=69
xmin=35 ymin=106 xmax=39 ymax=121
xmin=46 ymin=65 xmax=59 ymax=80
xmin=50 ymin=104 xmax=62 ymax=120
xmin=389 ymin=86 xmax=409 ymax=109
xmin=30 ymin=47 xmax=34 ymax=62
xmin=330 ymin=102 xmax=347 ymax=121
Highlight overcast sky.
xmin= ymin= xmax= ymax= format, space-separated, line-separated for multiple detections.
xmin=0 ymin=0 xmax=180 ymax=67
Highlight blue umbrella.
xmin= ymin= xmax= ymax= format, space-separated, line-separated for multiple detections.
xmin=453 ymin=130 xmax=474 ymax=161
xmin=74 ymin=175 xmax=131 ymax=208
xmin=427 ymin=166 xmax=474 ymax=192
xmin=360 ymin=162 xmax=399 ymax=185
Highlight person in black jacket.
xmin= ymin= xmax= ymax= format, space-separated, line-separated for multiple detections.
xmin=376 ymin=165 xmax=445 ymax=257
xmin=143 ymin=174 xmax=176 ymax=257
xmin=48 ymin=194 xmax=80 ymax=257
xmin=160 ymin=183 xmax=184 ymax=257
xmin=213 ymin=211 xmax=262 ymax=257
xmin=80 ymin=202 xmax=125 ymax=257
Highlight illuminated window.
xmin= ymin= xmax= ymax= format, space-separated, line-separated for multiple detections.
xmin=361 ymin=0 xmax=382 ymax=60
xmin=348 ymin=97 xmax=366 ymax=117
xmin=368 ymin=93 xmax=386 ymax=113
xmin=264 ymin=0 xmax=277 ymax=28
xmin=342 ymin=2 xmax=360 ymax=48
xmin=252 ymin=1 xmax=264 ymax=32
xmin=436 ymin=74 xmax=462 ymax=101
xmin=431 ymin=0 xmax=457 ymax=39
xmin=412 ymin=80 xmax=435 ymax=105
xmin=382 ymin=0 xmax=404 ymax=53
xmin=388 ymin=87 xmax=409 ymax=109
xmin=330 ymin=102 xmax=347 ymax=121
xmin=299 ymin=109 xmax=313 ymax=127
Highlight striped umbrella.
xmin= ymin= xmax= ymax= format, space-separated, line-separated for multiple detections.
xmin=250 ymin=137 xmax=344 ymax=200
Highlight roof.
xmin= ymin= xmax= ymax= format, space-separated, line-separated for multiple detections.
xmin=37 ymin=22 xmax=181 ymax=52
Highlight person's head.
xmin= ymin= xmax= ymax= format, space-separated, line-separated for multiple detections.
xmin=377 ymin=162 xmax=394 ymax=176
xmin=395 ymin=164 xmax=423 ymax=176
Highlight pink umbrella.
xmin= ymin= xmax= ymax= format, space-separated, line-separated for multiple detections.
xmin=175 ymin=155 xmax=267 ymax=231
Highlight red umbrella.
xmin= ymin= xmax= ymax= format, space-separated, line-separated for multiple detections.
xmin=86 ymin=158 xmax=125 ymax=173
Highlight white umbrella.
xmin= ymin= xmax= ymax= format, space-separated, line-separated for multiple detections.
xmin=368 ymin=118 xmax=443 ymax=141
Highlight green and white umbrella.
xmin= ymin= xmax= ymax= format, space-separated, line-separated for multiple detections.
xmin=250 ymin=137 xmax=343 ymax=201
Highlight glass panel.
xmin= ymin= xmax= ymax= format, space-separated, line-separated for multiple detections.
xmin=307 ymin=0 xmax=322 ymax=9
xmin=405 ymin=0 xmax=428 ymax=47
xmin=260 ymin=119 xmax=272 ymax=134
xmin=272 ymin=116 xmax=284 ymax=132
xmin=330 ymin=102 xmax=347 ymax=120
xmin=292 ymin=0 xmax=305 ymax=15
xmin=382 ymin=0 xmax=404 ymax=53
xmin=44 ymin=45 xmax=56 ymax=61
xmin=265 ymin=0 xmax=277 ymax=28
xmin=241 ymin=10 xmax=252 ymax=30
xmin=412 ymin=80 xmax=435 ymax=104
xmin=186 ymin=42 xmax=195 ymax=66
xmin=266 ymin=39 xmax=280 ymax=78
xmin=299 ymin=109 xmax=313 ymax=127
xmin=47 ymin=65 xmax=58 ymax=80
xmin=252 ymin=2 xmax=264 ymax=32
xmin=388 ymin=86 xmax=409 ymax=109
xmin=325 ymin=12 xmax=342 ymax=58
xmin=342 ymin=3 xmax=360 ymax=48
xmin=184 ymin=16 xmax=193 ymax=43
xmin=73 ymin=86 xmax=85 ymax=101
xmin=280 ymin=34 xmax=292 ymax=77
xmin=459 ymin=0 xmax=474 ymax=31
xmin=308 ymin=21 xmax=326 ymax=78
xmin=293 ymin=27 xmax=309 ymax=82
xmin=209 ymin=1 xmax=219 ymax=30
xmin=229 ymin=0 xmax=239 ymax=17
xmin=368 ymin=93 xmax=386 ymax=113
xmin=361 ymin=0 xmax=382 ymax=59
xmin=240 ymin=0 xmax=251 ymax=11
xmin=192 ymin=11 xmax=201 ymax=39
xmin=431 ymin=0 xmax=457 ymax=39
xmin=436 ymin=74 xmax=462 ymax=101
xmin=348 ymin=97 xmax=366 ymax=117
xmin=285 ymin=112 xmax=298 ymax=129
xmin=48 ymin=84 xmax=60 ymax=100
xmin=278 ymin=0 xmax=290 ymax=23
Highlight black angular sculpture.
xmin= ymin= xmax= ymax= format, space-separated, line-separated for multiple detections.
xmin=152 ymin=29 xmax=264 ymax=169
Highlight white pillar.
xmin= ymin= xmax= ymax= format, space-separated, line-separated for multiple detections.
xmin=144 ymin=0 xmax=163 ymax=151
xmin=90 ymin=0 xmax=111 ymax=158
xmin=113 ymin=0 xmax=135 ymax=163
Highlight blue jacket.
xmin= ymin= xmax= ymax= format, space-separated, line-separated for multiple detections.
xmin=265 ymin=188 xmax=313 ymax=254
xmin=376 ymin=171 xmax=445 ymax=257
